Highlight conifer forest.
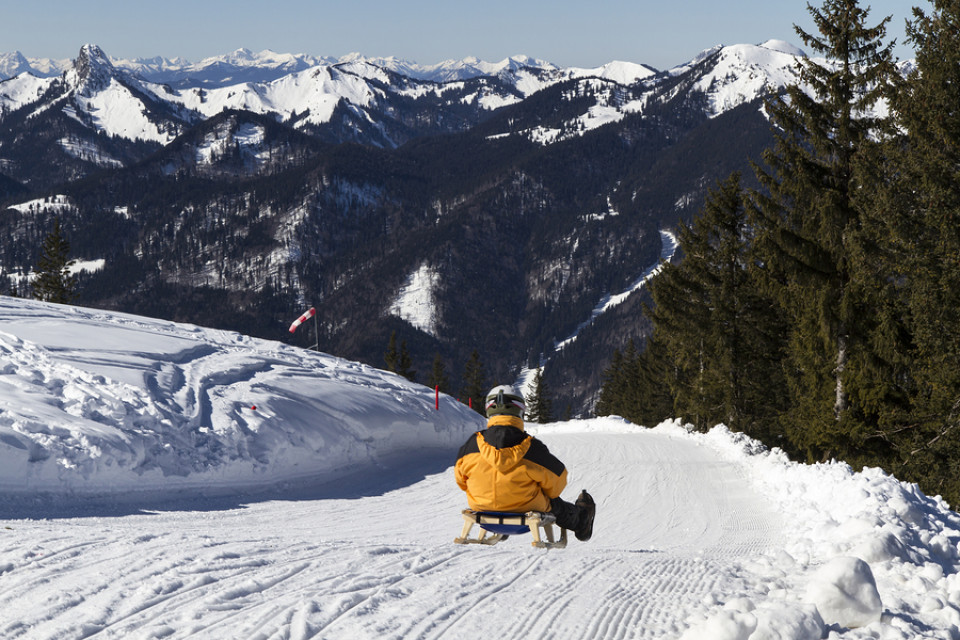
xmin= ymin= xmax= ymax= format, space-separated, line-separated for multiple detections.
xmin=597 ymin=0 xmax=960 ymax=506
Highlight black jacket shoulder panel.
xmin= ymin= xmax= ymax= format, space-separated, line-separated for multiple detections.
xmin=523 ymin=437 xmax=566 ymax=477
xmin=481 ymin=425 xmax=528 ymax=450
xmin=456 ymin=432 xmax=481 ymax=461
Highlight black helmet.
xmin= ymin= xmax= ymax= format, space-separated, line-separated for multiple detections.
xmin=485 ymin=385 xmax=525 ymax=418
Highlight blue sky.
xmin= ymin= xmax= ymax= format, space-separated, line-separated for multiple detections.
xmin=4 ymin=0 xmax=916 ymax=70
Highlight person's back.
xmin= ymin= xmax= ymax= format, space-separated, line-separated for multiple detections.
xmin=455 ymin=385 xmax=595 ymax=541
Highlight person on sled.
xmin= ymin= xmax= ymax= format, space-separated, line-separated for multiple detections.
xmin=455 ymin=385 xmax=596 ymax=541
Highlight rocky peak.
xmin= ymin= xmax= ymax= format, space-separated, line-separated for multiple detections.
xmin=73 ymin=44 xmax=117 ymax=93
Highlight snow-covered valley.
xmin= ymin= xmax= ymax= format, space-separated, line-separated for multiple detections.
xmin=2 ymin=297 xmax=960 ymax=639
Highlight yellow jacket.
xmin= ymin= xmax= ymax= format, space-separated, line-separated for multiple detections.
xmin=455 ymin=415 xmax=568 ymax=513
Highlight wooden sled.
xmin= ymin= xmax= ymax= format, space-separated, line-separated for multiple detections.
xmin=454 ymin=509 xmax=568 ymax=549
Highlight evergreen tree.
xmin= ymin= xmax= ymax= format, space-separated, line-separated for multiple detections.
xmin=397 ymin=340 xmax=416 ymax=382
xmin=595 ymin=338 xmax=674 ymax=426
xmin=649 ymin=174 xmax=788 ymax=439
xmin=632 ymin=335 xmax=676 ymax=427
xmin=427 ymin=352 xmax=450 ymax=393
xmin=647 ymin=234 xmax=715 ymax=432
xmin=525 ymin=367 xmax=554 ymax=424
xmin=617 ymin=339 xmax=641 ymax=417
xmin=461 ymin=350 xmax=488 ymax=415
xmin=749 ymin=0 xmax=895 ymax=460
xmin=867 ymin=0 xmax=960 ymax=503
xmin=384 ymin=331 xmax=399 ymax=373
xmin=595 ymin=344 xmax=627 ymax=418
xmin=33 ymin=217 xmax=78 ymax=304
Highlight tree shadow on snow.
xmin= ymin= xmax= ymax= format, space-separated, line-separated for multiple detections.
xmin=0 ymin=448 xmax=455 ymax=520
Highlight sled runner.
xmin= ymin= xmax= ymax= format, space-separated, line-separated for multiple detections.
xmin=454 ymin=509 xmax=567 ymax=549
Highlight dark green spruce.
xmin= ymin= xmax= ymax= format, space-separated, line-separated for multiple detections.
xmin=427 ymin=352 xmax=451 ymax=394
xmin=863 ymin=0 xmax=960 ymax=502
xmin=648 ymin=173 xmax=788 ymax=441
xmin=525 ymin=367 xmax=555 ymax=424
xmin=33 ymin=217 xmax=78 ymax=304
xmin=749 ymin=0 xmax=896 ymax=462
xmin=460 ymin=350 xmax=488 ymax=415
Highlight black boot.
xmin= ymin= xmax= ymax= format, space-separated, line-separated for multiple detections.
xmin=575 ymin=490 xmax=595 ymax=541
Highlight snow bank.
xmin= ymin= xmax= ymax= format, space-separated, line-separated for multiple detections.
xmin=659 ymin=421 xmax=960 ymax=639
xmin=0 ymin=297 xmax=483 ymax=501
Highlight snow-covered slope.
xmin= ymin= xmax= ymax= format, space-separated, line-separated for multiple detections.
xmin=147 ymin=62 xmax=385 ymax=129
xmin=567 ymin=59 xmax=659 ymax=85
xmin=64 ymin=46 xmax=184 ymax=143
xmin=0 ymin=72 xmax=56 ymax=112
xmin=696 ymin=40 xmax=804 ymax=116
xmin=483 ymin=41 xmax=807 ymax=145
xmin=390 ymin=263 xmax=441 ymax=337
xmin=0 ymin=45 xmax=195 ymax=145
xmin=2 ymin=297 xmax=960 ymax=639
xmin=0 ymin=296 xmax=480 ymax=497
xmin=666 ymin=39 xmax=804 ymax=117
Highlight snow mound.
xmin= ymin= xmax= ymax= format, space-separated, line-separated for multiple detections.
xmin=0 ymin=296 xmax=482 ymax=499
xmin=805 ymin=557 xmax=882 ymax=628
xmin=680 ymin=601 xmax=824 ymax=640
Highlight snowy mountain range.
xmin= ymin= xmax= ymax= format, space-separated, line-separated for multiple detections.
xmin=0 ymin=46 xmax=641 ymax=86
xmin=0 ymin=41 xmax=797 ymax=149
xmin=0 ymin=39 xmax=825 ymax=413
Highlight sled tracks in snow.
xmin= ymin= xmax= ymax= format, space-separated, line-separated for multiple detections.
xmin=0 ymin=428 xmax=783 ymax=639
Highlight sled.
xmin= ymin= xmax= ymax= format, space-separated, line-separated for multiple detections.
xmin=454 ymin=509 xmax=568 ymax=549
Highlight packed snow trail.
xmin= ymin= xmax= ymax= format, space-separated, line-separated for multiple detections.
xmin=6 ymin=298 xmax=960 ymax=638
xmin=0 ymin=423 xmax=780 ymax=639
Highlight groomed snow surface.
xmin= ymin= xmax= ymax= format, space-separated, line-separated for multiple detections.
xmin=2 ymin=298 xmax=960 ymax=639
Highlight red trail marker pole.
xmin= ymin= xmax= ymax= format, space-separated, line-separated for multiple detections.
xmin=435 ymin=385 xmax=440 ymax=410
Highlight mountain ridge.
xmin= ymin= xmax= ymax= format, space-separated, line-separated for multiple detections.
xmin=0 ymin=40 xmax=811 ymax=155
xmin=0 ymin=38 xmax=822 ymax=413
xmin=0 ymin=41 xmax=798 ymax=87
xmin=1 ymin=47 xmax=568 ymax=86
